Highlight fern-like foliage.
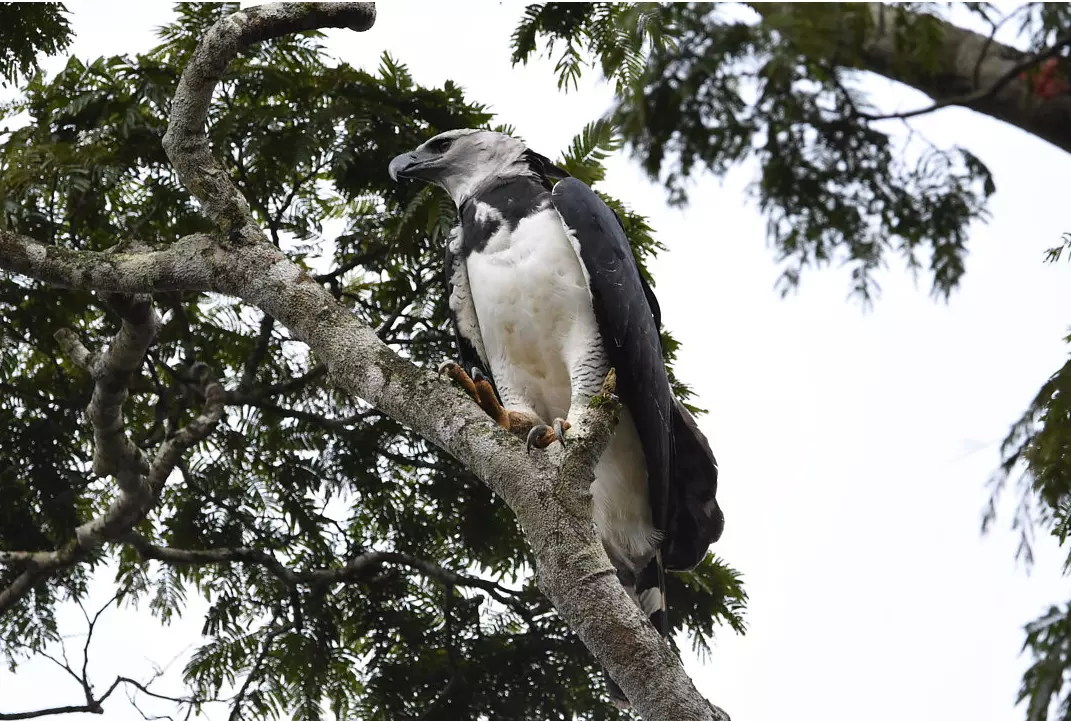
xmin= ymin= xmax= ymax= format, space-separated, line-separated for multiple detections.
xmin=557 ymin=118 xmax=622 ymax=186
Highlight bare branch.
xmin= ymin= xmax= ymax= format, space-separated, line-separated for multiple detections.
xmin=227 ymin=395 xmax=376 ymax=430
xmin=123 ymin=534 xmax=527 ymax=608
xmin=161 ymin=2 xmax=375 ymax=233
xmin=0 ymin=592 xmax=217 ymax=721
xmin=115 ymin=675 xmax=218 ymax=712
xmin=80 ymin=591 xmax=124 ymax=704
xmin=257 ymin=362 xmax=327 ymax=397
xmin=0 ymin=701 xmax=109 ymax=719
xmin=0 ymin=668 xmax=217 ymax=720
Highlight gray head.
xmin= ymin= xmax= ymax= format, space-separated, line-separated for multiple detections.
xmin=388 ymin=129 xmax=530 ymax=204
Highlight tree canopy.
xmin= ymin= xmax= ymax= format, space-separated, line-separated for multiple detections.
xmin=0 ymin=4 xmax=743 ymax=720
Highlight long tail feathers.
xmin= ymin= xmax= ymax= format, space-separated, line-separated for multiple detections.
xmin=604 ymin=551 xmax=668 ymax=709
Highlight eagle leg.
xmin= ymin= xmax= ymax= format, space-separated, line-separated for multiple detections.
xmin=525 ymin=418 xmax=571 ymax=453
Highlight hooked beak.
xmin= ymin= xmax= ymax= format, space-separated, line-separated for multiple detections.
xmin=388 ymin=152 xmax=416 ymax=181
xmin=388 ymin=151 xmax=438 ymax=182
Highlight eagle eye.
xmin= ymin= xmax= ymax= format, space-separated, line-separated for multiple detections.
xmin=429 ymin=137 xmax=453 ymax=154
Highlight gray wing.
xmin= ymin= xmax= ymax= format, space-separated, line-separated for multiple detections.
xmin=550 ymin=178 xmax=722 ymax=571
xmin=444 ymin=226 xmax=491 ymax=385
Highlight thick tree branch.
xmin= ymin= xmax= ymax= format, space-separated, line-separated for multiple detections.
xmin=756 ymin=3 xmax=1071 ymax=154
xmin=0 ymin=231 xmax=224 ymax=294
xmin=857 ymin=33 xmax=1071 ymax=121
xmin=67 ymin=295 xmax=157 ymax=491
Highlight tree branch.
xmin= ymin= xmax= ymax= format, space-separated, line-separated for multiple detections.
xmin=755 ymin=3 xmax=1071 ymax=154
xmin=161 ymin=1 xmax=375 ymax=233
xmin=123 ymin=534 xmax=526 ymax=607
xmin=0 ymin=333 xmax=225 ymax=614
xmin=0 ymin=231 xmax=224 ymax=294
xmin=858 ymin=34 xmax=1071 ymax=122
xmin=68 ymin=295 xmax=157 ymax=491
xmin=0 ymin=701 xmax=111 ymax=719
xmin=0 ymin=592 xmax=218 ymax=720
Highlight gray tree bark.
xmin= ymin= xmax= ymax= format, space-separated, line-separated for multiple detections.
xmin=0 ymin=3 xmax=728 ymax=719
xmin=756 ymin=3 xmax=1071 ymax=154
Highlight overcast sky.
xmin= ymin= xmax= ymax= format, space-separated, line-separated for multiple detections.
xmin=4 ymin=2 xmax=1071 ymax=720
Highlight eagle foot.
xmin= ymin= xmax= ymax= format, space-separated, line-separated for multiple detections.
xmin=526 ymin=418 xmax=570 ymax=453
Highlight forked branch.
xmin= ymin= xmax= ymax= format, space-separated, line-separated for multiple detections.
xmin=0 ymin=298 xmax=225 ymax=615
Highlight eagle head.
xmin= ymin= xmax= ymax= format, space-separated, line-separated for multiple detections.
xmin=388 ymin=129 xmax=529 ymax=204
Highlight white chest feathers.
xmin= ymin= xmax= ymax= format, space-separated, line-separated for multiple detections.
xmin=465 ymin=206 xmax=598 ymax=420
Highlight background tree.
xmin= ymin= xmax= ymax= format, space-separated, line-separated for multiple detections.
xmin=510 ymin=3 xmax=1071 ymax=719
xmin=0 ymin=2 xmax=72 ymax=87
xmin=0 ymin=3 xmax=744 ymax=721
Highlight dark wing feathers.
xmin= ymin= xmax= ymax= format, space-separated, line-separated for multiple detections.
xmin=663 ymin=400 xmax=724 ymax=570
xmin=609 ymin=206 xmax=663 ymax=331
xmin=550 ymin=177 xmax=722 ymax=572
xmin=551 ymin=178 xmax=675 ymax=536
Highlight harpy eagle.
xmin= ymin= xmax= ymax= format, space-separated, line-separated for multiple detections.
xmin=388 ymin=129 xmax=724 ymax=707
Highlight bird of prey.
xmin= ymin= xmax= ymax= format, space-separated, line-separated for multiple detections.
xmin=389 ymin=129 xmax=723 ymax=707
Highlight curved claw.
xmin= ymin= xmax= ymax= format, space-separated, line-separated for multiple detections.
xmin=437 ymin=360 xmax=459 ymax=378
xmin=472 ymin=367 xmax=487 ymax=383
xmin=526 ymin=419 xmax=571 ymax=453
xmin=526 ymin=424 xmax=551 ymax=455
xmin=553 ymin=418 xmax=568 ymax=448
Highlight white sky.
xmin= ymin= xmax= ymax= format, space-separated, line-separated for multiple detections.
xmin=3 ymin=2 xmax=1071 ymax=720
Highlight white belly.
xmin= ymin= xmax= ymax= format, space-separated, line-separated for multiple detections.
xmin=465 ymin=208 xmax=660 ymax=569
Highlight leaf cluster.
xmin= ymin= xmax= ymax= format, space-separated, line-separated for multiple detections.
xmin=0 ymin=3 xmax=73 ymax=86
